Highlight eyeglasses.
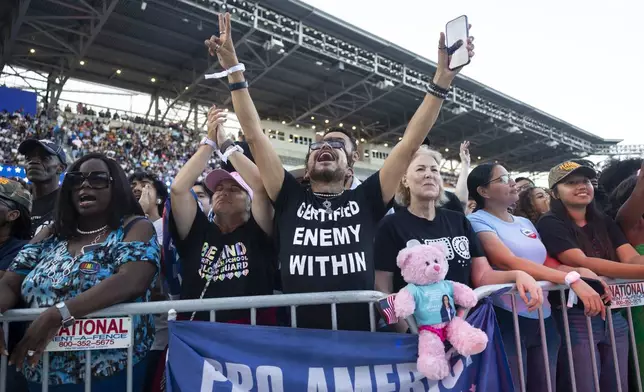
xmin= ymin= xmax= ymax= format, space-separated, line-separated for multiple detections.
xmin=66 ymin=171 xmax=113 ymax=190
xmin=485 ymin=173 xmax=512 ymax=185
xmin=309 ymin=139 xmax=346 ymax=152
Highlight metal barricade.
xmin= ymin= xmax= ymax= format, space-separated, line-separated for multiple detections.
xmin=469 ymin=279 xmax=644 ymax=392
xmin=4 ymin=280 xmax=644 ymax=392
xmin=0 ymin=290 xmax=385 ymax=392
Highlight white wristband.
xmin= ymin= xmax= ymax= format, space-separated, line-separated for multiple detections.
xmin=200 ymin=137 xmax=217 ymax=150
xmin=565 ymin=271 xmax=581 ymax=308
xmin=205 ymin=63 xmax=246 ymax=79
xmin=216 ymin=145 xmax=243 ymax=163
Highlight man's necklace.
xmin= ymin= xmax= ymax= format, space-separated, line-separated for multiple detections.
xmin=312 ymin=191 xmax=345 ymax=214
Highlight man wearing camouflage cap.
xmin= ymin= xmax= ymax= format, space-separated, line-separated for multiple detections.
xmin=0 ymin=177 xmax=31 ymax=392
xmin=0 ymin=177 xmax=31 ymax=275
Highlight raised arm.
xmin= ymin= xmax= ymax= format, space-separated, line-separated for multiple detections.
xmin=205 ymin=13 xmax=284 ymax=201
xmin=215 ymin=122 xmax=274 ymax=235
xmin=170 ymin=106 xmax=226 ymax=240
xmin=616 ymin=162 xmax=644 ymax=237
xmin=378 ymin=33 xmax=475 ymax=204
xmin=453 ymin=141 xmax=471 ymax=204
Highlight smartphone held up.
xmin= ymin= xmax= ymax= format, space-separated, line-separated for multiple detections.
xmin=445 ymin=15 xmax=470 ymax=70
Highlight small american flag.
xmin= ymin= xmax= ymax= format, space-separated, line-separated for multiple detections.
xmin=377 ymin=294 xmax=397 ymax=325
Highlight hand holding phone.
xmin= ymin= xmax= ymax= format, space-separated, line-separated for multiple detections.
xmin=445 ymin=15 xmax=471 ymax=70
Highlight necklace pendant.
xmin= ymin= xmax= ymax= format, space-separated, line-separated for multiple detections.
xmin=322 ymin=200 xmax=332 ymax=213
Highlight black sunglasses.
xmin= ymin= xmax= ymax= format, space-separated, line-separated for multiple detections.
xmin=309 ymin=139 xmax=346 ymax=151
xmin=66 ymin=171 xmax=113 ymax=190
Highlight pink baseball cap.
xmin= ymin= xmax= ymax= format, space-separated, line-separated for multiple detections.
xmin=204 ymin=169 xmax=253 ymax=199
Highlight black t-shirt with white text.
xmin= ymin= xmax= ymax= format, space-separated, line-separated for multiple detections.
xmin=170 ymin=207 xmax=276 ymax=322
xmin=273 ymin=170 xmax=390 ymax=331
xmin=31 ymin=189 xmax=59 ymax=237
xmin=374 ymin=208 xmax=484 ymax=293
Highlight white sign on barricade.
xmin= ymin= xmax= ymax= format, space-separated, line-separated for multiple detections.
xmin=609 ymin=282 xmax=644 ymax=309
xmin=45 ymin=317 xmax=132 ymax=352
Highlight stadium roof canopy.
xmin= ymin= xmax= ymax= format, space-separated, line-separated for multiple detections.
xmin=0 ymin=0 xmax=625 ymax=172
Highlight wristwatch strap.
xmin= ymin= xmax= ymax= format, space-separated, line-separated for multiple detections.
xmin=219 ymin=139 xmax=234 ymax=154
xmin=56 ymin=302 xmax=72 ymax=320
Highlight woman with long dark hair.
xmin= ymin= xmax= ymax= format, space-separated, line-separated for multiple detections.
xmin=538 ymin=161 xmax=644 ymax=392
xmin=466 ymin=163 xmax=606 ymax=392
xmin=0 ymin=153 xmax=160 ymax=392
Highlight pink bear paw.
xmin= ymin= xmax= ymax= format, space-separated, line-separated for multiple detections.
xmin=417 ymin=354 xmax=450 ymax=381
xmin=393 ymin=292 xmax=415 ymax=319
xmin=461 ymin=292 xmax=478 ymax=308
xmin=447 ymin=317 xmax=488 ymax=357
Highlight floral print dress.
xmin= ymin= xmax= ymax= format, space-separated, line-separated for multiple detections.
xmin=8 ymin=222 xmax=160 ymax=385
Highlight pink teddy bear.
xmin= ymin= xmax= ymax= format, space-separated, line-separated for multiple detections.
xmin=394 ymin=240 xmax=488 ymax=380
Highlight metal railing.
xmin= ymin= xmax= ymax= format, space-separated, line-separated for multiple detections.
xmin=471 ymin=279 xmax=644 ymax=392
xmin=1 ymin=280 xmax=643 ymax=392
xmin=0 ymin=291 xmax=384 ymax=392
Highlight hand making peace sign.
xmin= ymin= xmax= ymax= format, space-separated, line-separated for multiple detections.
xmin=204 ymin=13 xmax=239 ymax=69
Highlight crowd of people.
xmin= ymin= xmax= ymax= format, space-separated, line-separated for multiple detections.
xmin=0 ymin=107 xmax=213 ymax=188
xmin=0 ymin=12 xmax=643 ymax=392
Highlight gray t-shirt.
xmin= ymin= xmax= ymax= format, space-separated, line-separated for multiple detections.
xmin=468 ymin=210 xmax=550 ymax=319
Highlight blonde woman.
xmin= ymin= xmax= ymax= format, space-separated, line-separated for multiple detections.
xmin=374 ymin=146 xmax=543 ymax=331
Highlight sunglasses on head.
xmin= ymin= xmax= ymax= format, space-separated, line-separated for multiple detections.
xmin=66 ymin=171 xmax=113 ymax=189
xmin=309 ymin=139 xmax=346 ymax=151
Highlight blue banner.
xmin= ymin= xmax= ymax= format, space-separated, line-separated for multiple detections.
xmin=0 ymin=87 xmax=37 ymax=115
xmin=166 ymin=298 xmax=514 ymax=391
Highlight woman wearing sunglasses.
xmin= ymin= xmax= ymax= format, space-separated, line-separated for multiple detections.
xmin=0 ymin=153 xmax=160 ymax=392
xmin=467 ymin=163 xmax=610 ymax=392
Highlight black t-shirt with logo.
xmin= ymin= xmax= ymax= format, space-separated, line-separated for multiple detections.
xmin=374 ymin=208 xmax=484 ymax=293
xmin=31 ymin=189 xmax=59 ymax=237
xmin=170 ymin=207 xmax=276 ymax=322
xmin=273 ymin=169 xmax=390 ymax=331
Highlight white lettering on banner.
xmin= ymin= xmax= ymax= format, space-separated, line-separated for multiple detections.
xmin=296 ymin=201 xmax=361 ymax=222
xmin=608 ymin=282 xmax=644 ymax=309
xmin=198 ymin=358 xmax=473 ymax=391
xmin=293 ymin=225 xmax=361 ymax=247
xmin=45 ymin=317 xmax=131 ymax=352
xmin=289 ymin=252 xmax=366 ymax=276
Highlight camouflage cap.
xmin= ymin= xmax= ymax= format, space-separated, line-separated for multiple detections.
xmin=548 ymin=161 xmax=597 ymax=189
xmin=0 ymin=177 xmax=32 ymax=212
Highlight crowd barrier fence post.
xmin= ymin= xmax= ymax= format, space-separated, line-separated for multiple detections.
xmin=1 ymin=283 xmax=644 ymax=391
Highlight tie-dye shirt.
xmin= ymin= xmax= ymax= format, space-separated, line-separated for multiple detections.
xmin=8 ymin=221 xmax=160 ymax=385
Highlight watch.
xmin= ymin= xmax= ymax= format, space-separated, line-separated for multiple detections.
xmin=564 ymin=271 xmax=581 ymax=287
xmin=200 ymin=137 xmax=217 ymax=150
xmin=55 ymin=302 xmax=75 ymax=328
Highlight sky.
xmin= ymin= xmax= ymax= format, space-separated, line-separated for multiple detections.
xmin=301 ymin=0 xmax=644 ymax=145
xmin=2 ymin=0 xmax=642 ymax=148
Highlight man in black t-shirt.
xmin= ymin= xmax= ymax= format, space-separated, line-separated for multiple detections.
xmin=18 ymin=139 xmax=67 ymax=236
xmin=169 ymin=107 xmax=276 ymax=323
xmin=204 ymin=12 xmax=474 ymax=330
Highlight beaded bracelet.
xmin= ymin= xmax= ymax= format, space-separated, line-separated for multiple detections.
xmin=426 ymin=86 xmax=448 ymax=100
xmin=429 ymin=80 xmax=450 ymax=95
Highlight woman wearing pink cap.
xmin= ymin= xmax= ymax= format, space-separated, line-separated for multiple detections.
xmin=168 ymin=105 xmax=276 ymax=324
